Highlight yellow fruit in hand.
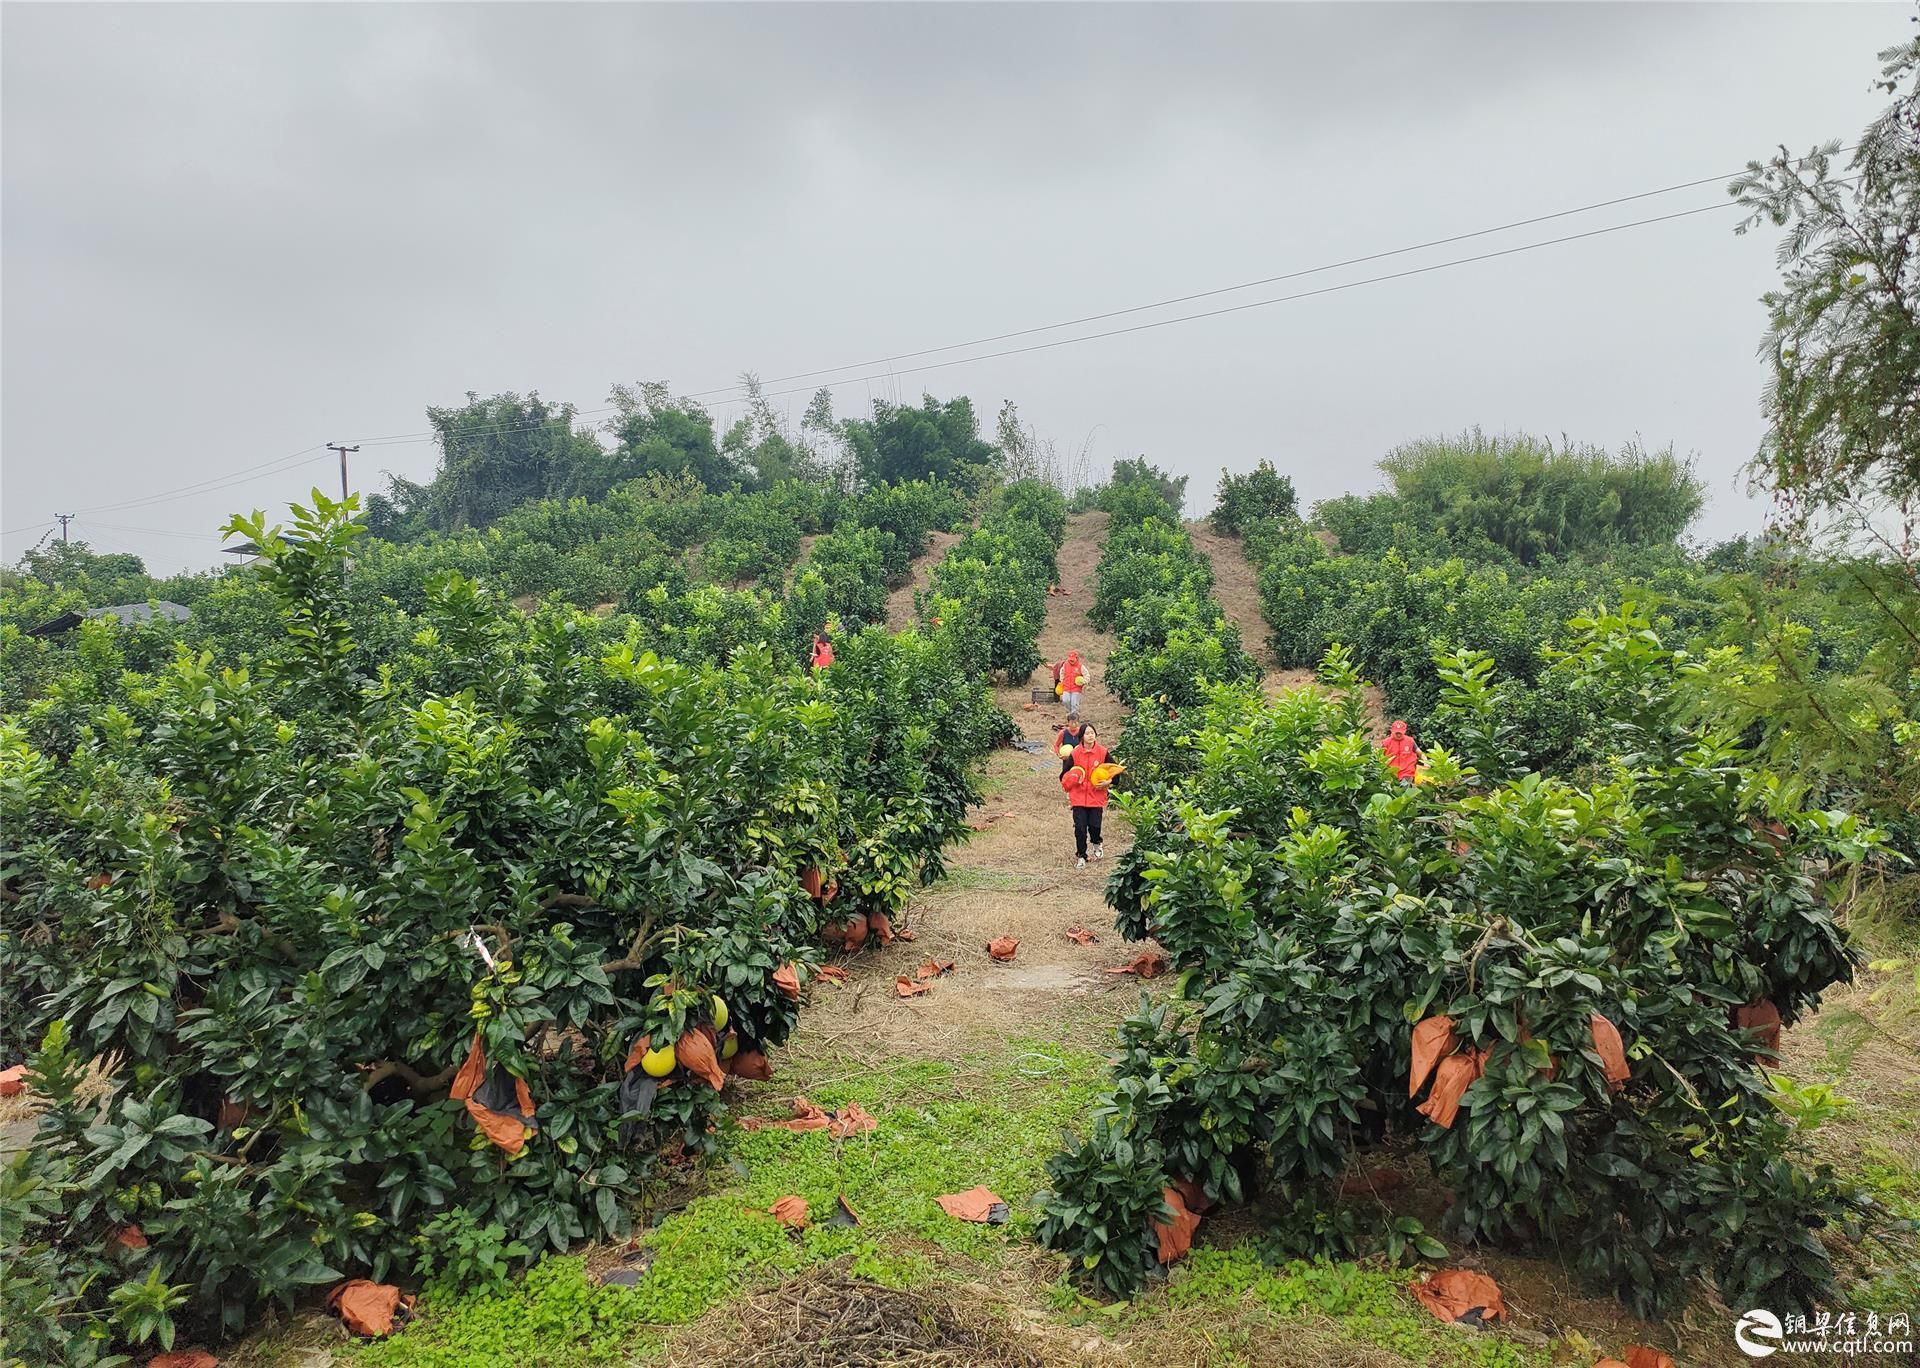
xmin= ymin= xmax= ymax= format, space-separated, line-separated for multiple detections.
xmin=721 ymin=1033 xmax=740 ymax=1060
xmin=1076 ymin=674 xmax=1087 ymax=686
xmin=641 ymin=1043 xmax=676 ymax=1077
xmin=1058 ymin=744 xmax=1074 ymax=758
xmin=711 ymin=995 xmax=729 ymax=1031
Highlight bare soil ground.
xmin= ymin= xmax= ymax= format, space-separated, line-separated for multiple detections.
xmin=1185 ymin=520 xmax=1386 ymax=732
xmin=884 ymin=530 xmax=963 ymax=631
xmin=783 ymin=512 xmax=1154 ymax=1067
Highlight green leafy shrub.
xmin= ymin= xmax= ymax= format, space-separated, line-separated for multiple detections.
xmin=1057 ymin=611 xmax=1882 ymax=1316
xmin=921 ymin=480 xmax=1065 ymax=682
xmin=0 ymin=491 xmax=1002 ymax=1359
xmin=1210 ymin=460 xmax=1298 ymax=536
xmin=1033 ymin=1116 xmax=1170 ymax=1300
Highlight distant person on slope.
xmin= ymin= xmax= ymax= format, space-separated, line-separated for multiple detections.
xmin=1381 ymin=720 xmax=1420 ymax=781
xmin=1060 ymin=723 xmax=1112 ymax=867
xmin=1058 ymin=649 xmax=1088 ymax=721
xmin=810 ymin=631 xmax=834 ymax=672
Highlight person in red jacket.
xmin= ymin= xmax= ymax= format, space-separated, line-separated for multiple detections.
xmin=1058 ymin=649 xmax=1088 ymax=720
xmin=1059 ymin=724 xmax=1112 ymax=867
xmin=810 ymin=631 xmax=834 ymax=671
xmin=1381 ymin=720 xmax=1419 ymax=781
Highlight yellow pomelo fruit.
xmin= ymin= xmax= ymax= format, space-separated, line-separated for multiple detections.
xmin=641 ymin=1043 xmax=676 ymax=1077
xmin=721 ymin=1033 xmax=740 ymax=1060
xmin=711 ymin=995 xmax=729 ymax=1031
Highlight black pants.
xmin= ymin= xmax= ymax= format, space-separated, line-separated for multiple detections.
xmin=1073 ymin=806 xmax=1104 ymax=859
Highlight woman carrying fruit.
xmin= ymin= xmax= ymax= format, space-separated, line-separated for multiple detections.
xmin=1059 ymin=723 xmax=1113 ymax=868
xmin=1054 ymin=718 xmax=1086 ymax=776
xmin=1058 ymin=649 xmax=1088 ymax=720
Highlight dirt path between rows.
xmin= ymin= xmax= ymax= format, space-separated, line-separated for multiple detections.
xmin=884 ymin=530 xmax=962 ymax=631
xmin=781 ymin=512 xmax=1151 ymax=1067
xmin=1187 ymin=519 xmax=1387 ymax=731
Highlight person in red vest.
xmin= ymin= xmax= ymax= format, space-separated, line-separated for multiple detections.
xmin=1059 ymin=724 xmax=1112 ymax=867
xmin=1057 ymin=649 xmax=1088 ymax=720
xmin=810 ymin=631 xmax=834 ymax=671
xmin=1381 ymin=720 xmax=1419 ymax=781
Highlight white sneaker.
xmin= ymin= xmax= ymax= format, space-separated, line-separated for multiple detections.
xmin=1093 ymin=845 xmax=1105 ymax=860
xmin=1076 ymin=857 xmax=1088 ymax=869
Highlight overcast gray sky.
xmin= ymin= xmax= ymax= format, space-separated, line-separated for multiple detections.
xmin=1 ymin=2 xmax=1904 ymax=572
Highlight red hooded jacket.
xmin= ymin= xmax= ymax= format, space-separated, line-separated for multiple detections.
xmin=1060 ymin=739 xmax=1112 ymax=809
xmin=1060 ymin=651 xmax=1086 ymax=691
xmin=1381 ymin=721 xmax=1418 ymax=781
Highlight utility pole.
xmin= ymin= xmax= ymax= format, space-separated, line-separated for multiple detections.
xmin=327 ymin=444 xmax=360 ymax=501
xmin=55 ymin=512 xmax=74 ymax=544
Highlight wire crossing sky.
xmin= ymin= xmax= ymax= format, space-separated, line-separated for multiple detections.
xmin=1 ymin=3 xmax=1905 ymax=569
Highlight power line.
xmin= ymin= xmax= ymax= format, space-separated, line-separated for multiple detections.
xmin=732 ymin=198 xmax=1744 ymax=404
xmin=68 ymin=444 xmax=332 ymax=517
xmin=683 ymin=152 xmax=1848 ymax=400
xmin=17 ymin=152 xmax=1825 ymax=526
xmin=337 ymin=153 xmax=1820 ymax=451
xmin=84 ymin=520 xmax=232 ymax=542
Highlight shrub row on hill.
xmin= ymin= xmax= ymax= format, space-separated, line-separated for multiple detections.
xmin=0 ymin=477 xmax=974 ymax=717
xmin=1038 ymin=609 xmax=1881 ymax=1316
xmin=920 ymin=480 xmax=1068 ymax=683
xmin=1243 ymin=518 xmax=1725 ymax=772
xmin=1082 ymin=496 xmax=1259 ymax=784
xmin=0 ymin=493 xmax=1005 ymax=1363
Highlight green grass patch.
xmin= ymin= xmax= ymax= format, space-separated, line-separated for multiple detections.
xmin=927 ymin=865 xmax=1038 ymax=892
xmin=347 ymin=1048 xmax=1107 ymax=1367
xmin=1165 ymin=1247 xmax=1555 ymax=1368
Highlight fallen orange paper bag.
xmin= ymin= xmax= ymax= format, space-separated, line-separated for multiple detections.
xmin=769 ymin=1195 xmax=809 ymax=1229
xmin=740 ymin=1097 xmax=831 ymax=1133
xmin=1410 ymin=1268 xmax=1506 ymax=1326
xmin=935 ymin=1186 xmax=1010 ymax=1224
xmin=815 ymin=965 xmax=849 ymax=985
xmin=987 ymin=936 xmax=1019 ymax=961
xmin=915 ymin=959 xmax=956 ymax=980
xmin=1154 ymin=1186 xmax=1202 ymax=1264
xmin=112 ymin=1225 xmax=148 ymax=1251
xmin=327 ymin=1280 xmax=416 ymax=1338
xmin=149 ymin=1352 xmax=220 ymax=1368
xmin=1104 ymin=950 xmax=1169 ymax=979
xmin=0 ymin=1064 xmax=26 ymax=1097
xmin=1169 ymin=1176 xmax=1212 ymax=1214
xmin=1065 ymin=927 xmax=1099 ymax=945
xmin=828 ymin=1102 xmax=877 ymax=1139
xmin=1625 ymin=1346 xmax=1676 ymax=1368
xmin=869 ymin=911 xmax=896 ymax=945
xmin=896 ymin=976 xmax=931 ymax=997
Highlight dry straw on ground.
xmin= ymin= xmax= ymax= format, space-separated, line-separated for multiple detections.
xmin=664 ymin=1265 xmax=1045 ymax=1367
